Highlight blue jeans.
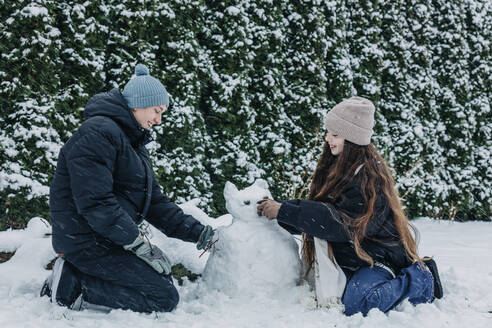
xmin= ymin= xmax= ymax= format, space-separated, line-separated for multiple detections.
xmin=342 ymin=262 xmax=434 ymax=316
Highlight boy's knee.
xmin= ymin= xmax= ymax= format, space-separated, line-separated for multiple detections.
xmin=160 ymin=284 xmax=179 ymax=312
xmin=151 ymin=278 xmax=179 ymax=312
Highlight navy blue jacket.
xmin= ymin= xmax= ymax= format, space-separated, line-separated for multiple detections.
xmin=50 ymin=89 xmax=204 ymax=254
xmin=277 ymin=180 xmax=413 ymax=273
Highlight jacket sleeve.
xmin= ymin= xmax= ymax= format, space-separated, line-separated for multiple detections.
xmin=66 ymin=131 xmax=139 ymax=246
xmin=275 ymin=200 xmax=302 ymax=235
xmin=146 ymin=176 xmax=204 ymax=243
xmin=278 ymin=221 xmax=302 ymax=235
xmin=276 ymin=199 xmax=351 ymax=242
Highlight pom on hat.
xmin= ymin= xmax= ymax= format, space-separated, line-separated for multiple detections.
xmin=135 ymin=64 xmax=149 ymax=76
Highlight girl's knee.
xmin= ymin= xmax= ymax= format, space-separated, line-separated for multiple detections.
xmin=343 ymin=273 xmax=398 ymax=316
xmin=362 ymin=288 xmax=392 ymax=314
xmin=344 ymin=288 xmax=385 ymax=316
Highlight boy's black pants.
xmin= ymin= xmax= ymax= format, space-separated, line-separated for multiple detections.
xmin=63 ymin=242 xmax=179 ymax=313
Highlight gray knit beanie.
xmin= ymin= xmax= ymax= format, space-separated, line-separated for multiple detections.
xmin=122 ymin=64 xmax=169 ymax=109
xmin=324 ymin=96 xmax=375 ymax=146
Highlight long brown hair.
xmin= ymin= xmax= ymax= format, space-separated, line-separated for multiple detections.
xmin=302 ymin=140 xmax=421 ymax=271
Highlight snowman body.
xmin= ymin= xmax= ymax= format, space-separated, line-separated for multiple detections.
xmin=202 ymin=180 xmax=301 ymax=297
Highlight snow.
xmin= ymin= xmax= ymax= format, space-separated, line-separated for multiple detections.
xmin=20 ymin=5 xmax=49 ymax=18
xmin=0 ymin=213 xmax=491 ymax=327
xmin=225 ymin=6 xmax=240 ymax=16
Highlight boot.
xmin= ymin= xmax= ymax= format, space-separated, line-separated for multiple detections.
xmin=424 ymin=257 xmax=443 ymax=300
xmin=40 ymin=257 xmax=82 ymax=307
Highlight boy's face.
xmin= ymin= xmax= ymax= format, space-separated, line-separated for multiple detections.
xmin=132 ymin=105 xmax=166 ymax=129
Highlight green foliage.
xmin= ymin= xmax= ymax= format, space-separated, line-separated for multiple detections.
xmin=0 ymin=189 xmax=49 ymax=230
xmin=171 ymin=263 xmax=201 ymax=285
xmin=0 ymin=0 xmax=490 ymax=230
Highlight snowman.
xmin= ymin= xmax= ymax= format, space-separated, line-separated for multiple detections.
xmin=202 ymin=179 xmax=301 ymax=297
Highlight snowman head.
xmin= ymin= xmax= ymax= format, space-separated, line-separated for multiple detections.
xmin=223 ymin=179 xmax=272 ymax=221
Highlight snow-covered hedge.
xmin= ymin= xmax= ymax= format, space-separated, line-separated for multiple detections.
xmin=0 ymin=0 xmax=490 ymax=229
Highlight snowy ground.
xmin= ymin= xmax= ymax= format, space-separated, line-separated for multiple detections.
xmin=0 ymin=203 xmax=491 ymax=328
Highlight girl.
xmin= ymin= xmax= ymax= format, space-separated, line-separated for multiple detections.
xmin=257 ymin=96 xmax=443 ymax=316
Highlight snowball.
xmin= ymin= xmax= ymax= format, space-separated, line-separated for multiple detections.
xmin=26 ymin=217 xmax=51 ymax=238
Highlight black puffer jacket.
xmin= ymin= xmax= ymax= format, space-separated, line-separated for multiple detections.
xmin=277 ymin=178 xmax=413 ymax=273
xmin=50 ymin=89 xmax=204 ymax=254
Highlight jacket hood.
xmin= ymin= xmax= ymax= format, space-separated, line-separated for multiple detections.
xmin=84 ymin=89 xmax=151 ymax=146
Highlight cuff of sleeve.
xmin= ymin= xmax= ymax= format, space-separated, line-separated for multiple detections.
xmin=190 ymin=223 xmax=205 ymax=243
xmin=279 ymin=199 xmax=301 ymax=206
xmin=120 ymin=226 xmax=140 ymax=246
xmin=277 ymin=201 xmax=300 ymax=228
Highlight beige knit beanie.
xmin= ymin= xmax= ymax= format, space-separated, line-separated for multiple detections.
xmin=324 ymin=96 xmax=375 ymax=146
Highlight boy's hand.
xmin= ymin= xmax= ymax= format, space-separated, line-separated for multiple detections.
xmin=124 ymin=235 xmax=172 ymax=275
xmin=196 ymin=225 xmax=215 ymax=250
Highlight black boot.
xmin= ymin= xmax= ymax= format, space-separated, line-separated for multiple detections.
xmin=424 ymin=257 xmax=443 ymax=300
xmin=42 ymin=257 xmax=82 ymax=307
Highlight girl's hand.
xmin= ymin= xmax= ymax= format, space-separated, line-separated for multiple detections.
xmin=257 ymin=200 xmax=281 ymax=220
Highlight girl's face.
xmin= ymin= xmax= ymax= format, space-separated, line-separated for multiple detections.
xmin=132 ymin=105 xmax=166 ymax=129
xmin=325 ymin=132 xmax=345 ymax=155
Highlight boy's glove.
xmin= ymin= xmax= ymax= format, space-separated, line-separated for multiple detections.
xmin=123 ymin=235 xmax=172 ymax=275
xmin=196 ymin=225 xmax=215 ymax=250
